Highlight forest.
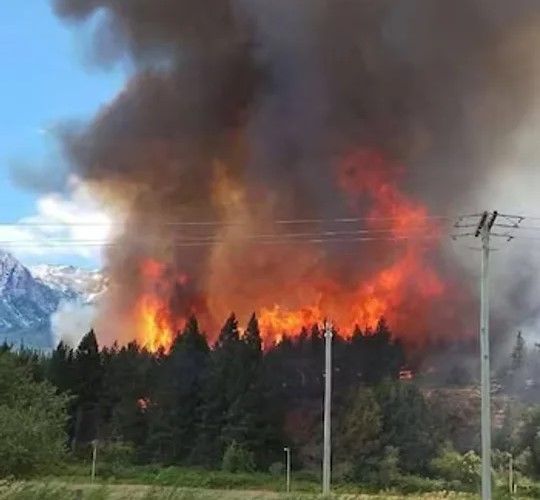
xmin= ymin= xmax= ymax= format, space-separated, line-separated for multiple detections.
xmin=2 ymin=315 xmax=540 ymax=496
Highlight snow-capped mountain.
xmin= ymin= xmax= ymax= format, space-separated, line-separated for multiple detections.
xmin=0 ymin=251 xmax=60 ymax=348
xmin=30 ymin=264 xmax=107 ymax=305
xmin=0 ymin=252 xmax=107 ymax=349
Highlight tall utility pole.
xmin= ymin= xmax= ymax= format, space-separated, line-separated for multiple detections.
xmin=322 ymin=321 xmax=333 ymax=496
xmin=476 ymin=210 xmax=498 ymax=500
xmin=454 ymin=210 xmax=522 ymax=500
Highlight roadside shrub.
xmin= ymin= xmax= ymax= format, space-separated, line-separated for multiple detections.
xmin=100 ymin=442 xmax=135 ymax=464
xmin=221 ymin=442 xmax=255 ymax=473
xmin=431 ymin=448 xmax=480 ymax=488
xmin=376 ymin=446 xmax=400 ymax=485
xmin=333 ymin=462 xmax=355 ymax=484
xmin=392 ymin=474 xmax=447 ymax=494
xmin=293 ymin=469 xmax=319 ymax=483
xmin=514 ymin=448 xmax=535 ymax=477
xmin=268 ymin=462 xmax=284 ymax=476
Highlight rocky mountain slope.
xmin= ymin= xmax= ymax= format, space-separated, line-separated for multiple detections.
xmin=30 ymin=264 xmax=107 ymax=304
xmin=0 ymin=251 xmax=59 ymax=348
xmin=0 ymin=251 xmax=105 ymax=349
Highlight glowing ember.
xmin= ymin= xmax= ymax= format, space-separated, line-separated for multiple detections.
xmin=137 ymin=398 xmax=150 ymax=410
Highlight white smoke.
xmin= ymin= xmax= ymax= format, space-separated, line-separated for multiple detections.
xmin=51 ymin=300 xmax=97 ymax=348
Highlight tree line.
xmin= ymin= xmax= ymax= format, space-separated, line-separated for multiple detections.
xmin=47 ymin=315 xmax=410 ymax=472
xmin=3 ymin=315 xmax=540 ymax=489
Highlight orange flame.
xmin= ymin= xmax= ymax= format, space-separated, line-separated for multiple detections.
xmin=135 ymin=259 xmax=187 ymax=352
xmin=131 ymin=148 xmax=450 ymax=350
xmin=257 ymin=149 xmax=446 ymax=343
xmin=137 ymin=294 xmax=175 ymax=353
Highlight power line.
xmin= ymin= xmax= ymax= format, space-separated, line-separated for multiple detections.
xmin=0 ymin=215 xmax=456 ymax=228
xmin=0 ymin=226 xmax=436 ymax=245
xmin=0 ymin=234 xmax=441 ymax=249
xmin=505 ymin=225 xmax=540 ymax=231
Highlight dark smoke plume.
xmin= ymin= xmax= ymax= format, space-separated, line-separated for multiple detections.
xmin=51 ymin=0 xmax=540 ymax=346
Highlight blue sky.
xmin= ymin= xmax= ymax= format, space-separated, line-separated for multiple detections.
xmin=0 ymin=3 xmax=124 ymax=267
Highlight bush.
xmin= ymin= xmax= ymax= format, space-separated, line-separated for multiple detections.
xmin=99 ymin=442 xmax=136 ymax=465
xmin=492 ymin=449 xmax=512 ymax=473
xmin=268 ymin=462 xmax=284 ymax=477
xmin=392 ymin=474 xmax=448 ymax=494
xmin=431 ymin=448 xmax=480 ymax=488
xmin=293 ymin=469 xmax=319 ymax=483
xmin=333 ymin=462 xmax=355 ymax=484
xmin=0 ymin=353 xmax=68 ymax=477
xmin=376 ymin=446 xmax=400 ymax=485
xmin=514 ymin=448 xmax=535 ymax=477
xmin=221 ymin=442 xmax=255 ymax=473
xmin=153 ymin=466 xmax=186 ymax=486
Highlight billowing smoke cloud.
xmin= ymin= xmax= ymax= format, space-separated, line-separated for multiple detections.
xmin=50 ymin=0 xmax=540 ymax=347
xmin=51 ymin=300 xmax=96 ymax=348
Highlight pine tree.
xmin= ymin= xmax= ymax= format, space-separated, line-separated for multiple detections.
xmin=221 ymin=314 xmax=276 ymax=467
xmin=360 ymin=317 xmax=404 ymax=384
xmin=192 ymin=314 xmax=241 ymax=465
xmin=375 ymin=381 xmax=438 ymax=474
xmin=146 ymin=316 xmax=209 ymax=463
xmin=243 ymin=313 xmax=262 ymax=361
xmin=72 ymin=330 xmax=104 ymax=446
xmin=74 ymin=330 xmax=103 ymax=403
xmin=335 ymin=387 xmax=383 ymax=479
xmin=99 ymin=341 xmax=152 ymax=450
xmin=48 ymin=341 xmax=74 ymax=395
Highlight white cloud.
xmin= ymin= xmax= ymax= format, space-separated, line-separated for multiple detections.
xmin=0 ymin=177 xmax=117 ymax=265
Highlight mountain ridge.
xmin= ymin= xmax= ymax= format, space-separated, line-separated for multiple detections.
xmin=0 ymin=251 xmax=106 ymax=349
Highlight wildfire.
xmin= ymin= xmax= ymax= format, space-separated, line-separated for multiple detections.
xmin=135 ymin=259 xmax=187 ymax=352
xmin=131 ymin=148 xmax=448 ymax=350
xmin=258 ymin=305 xmax=323 ymax=343
xmin=137 ymin=294 xmax=176 ymax=353
xmin=256 ymin=149 xmax=446 ymax=343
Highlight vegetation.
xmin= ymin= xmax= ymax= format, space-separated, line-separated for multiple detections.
xmin=0 ymin=480 xmax=482 ymax=500
xmin=4 ymin=321 xmax=540 ymax=497
xmin=0 ymin=351 xmax=68 ymax=477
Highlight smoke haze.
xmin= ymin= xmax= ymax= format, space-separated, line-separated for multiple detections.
xmin=51 ymin=300 xmax=96 ymax=348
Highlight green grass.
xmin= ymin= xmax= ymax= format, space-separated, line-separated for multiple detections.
xmin=5 ymin=462 xmax=538 ymax=499
xmin=46 ymin=463 xmax=463 ymax=494
xmin=0 ymin=481 xmax=479 ymax=500
xmin=49 ymin=463 xmax=318 ymax=492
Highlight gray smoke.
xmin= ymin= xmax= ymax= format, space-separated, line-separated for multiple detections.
xmin=50 ymin=0 xmax=540 ymax=346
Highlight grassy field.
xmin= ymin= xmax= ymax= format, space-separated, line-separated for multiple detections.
xmin=0 ymin=482 xmax=479 ymax=500
xmin=3 ymin=464 xmax=534 ymax=500
xmin=41 ymin=463 xmax=470 ymax=494
xmin=2 ymin=463 xmax=539 ymax=499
